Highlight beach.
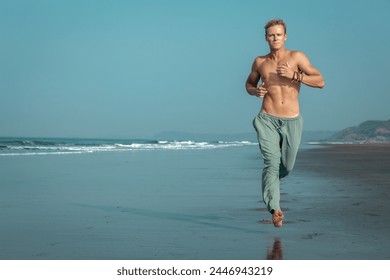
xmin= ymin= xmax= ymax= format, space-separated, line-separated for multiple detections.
xmin=292 ymin=144 xmax=390 ymax=259
xmin=0 ymin=142 xmax=389 ymax=260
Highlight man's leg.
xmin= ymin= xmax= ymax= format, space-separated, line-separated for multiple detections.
xmin=279 ymin=116 xmax=303 ymax=179
xmin=254 ymin=114 xmax=303 ymax=227
xmin=253 ymin=114 xmax=282 ymax=214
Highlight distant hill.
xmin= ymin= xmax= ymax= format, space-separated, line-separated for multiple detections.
xmin=324 ymin=119 xmax=390 ymax=143
xmin=153 ymin=131 xmax=256 ymax=142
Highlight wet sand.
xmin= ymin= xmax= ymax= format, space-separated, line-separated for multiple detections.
xmin=285 ymin=144 xmax=390 ymax=259
xmin=297 ymin=144 xmax=390 ymax=187
xmin=0 ymin=144 xmax=389 ymax=260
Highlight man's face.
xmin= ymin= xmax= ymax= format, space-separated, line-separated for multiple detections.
xmin=265 ymin=25 xmax=287 ymax=50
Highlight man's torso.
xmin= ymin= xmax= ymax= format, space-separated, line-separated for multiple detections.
xmin=256 ymin=50 xmax=301 ymax=118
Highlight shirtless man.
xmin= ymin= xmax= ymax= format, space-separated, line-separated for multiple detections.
xmin=245 ymin=19 xmax=324 ymax=227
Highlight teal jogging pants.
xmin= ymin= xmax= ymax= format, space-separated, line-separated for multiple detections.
xmin=253 ymin=112 xmax=303 ymax=213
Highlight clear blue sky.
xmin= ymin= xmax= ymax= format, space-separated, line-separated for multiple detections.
xmin=1 ymin=0 xmax=389 ymax=138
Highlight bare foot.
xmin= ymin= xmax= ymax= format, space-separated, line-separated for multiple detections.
xmin=272 ymin=210 xmax=284 ymax=228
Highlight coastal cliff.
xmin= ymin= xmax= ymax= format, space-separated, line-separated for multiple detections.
xmin=324 ymin=119 xmax=390 ymax=143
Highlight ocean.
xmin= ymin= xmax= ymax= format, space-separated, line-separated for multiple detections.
xmin=0 ymin=131 xmax=334 ymax=157
xmin=0 ymin=138 xmax=255 ymax=156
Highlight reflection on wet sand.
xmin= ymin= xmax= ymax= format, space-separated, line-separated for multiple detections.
xmin=267 ymin=238 xmax=283 ymax=260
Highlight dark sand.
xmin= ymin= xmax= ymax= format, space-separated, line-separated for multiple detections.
xmin=297 ymin=144 xmax=390 ymax=187
xmin=286 ymin=144 xmax=390 ymax=259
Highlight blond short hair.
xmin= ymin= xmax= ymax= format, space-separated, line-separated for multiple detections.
xmin=264 ymin=19 xmax=287 ymax=35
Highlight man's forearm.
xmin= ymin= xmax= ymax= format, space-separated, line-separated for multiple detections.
xmin=246 ymin=83 xmax=257 ymax=95
xmin=301 ymin=74 xmax=324 ymax=88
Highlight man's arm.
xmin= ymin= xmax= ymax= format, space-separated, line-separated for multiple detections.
xmin=295 ymin=52 xmax=324 ymax=88
xmin=276 ymin=52 xmax=324 ymax=88
xmin=245 ymin=58 xmax=267 ymax=98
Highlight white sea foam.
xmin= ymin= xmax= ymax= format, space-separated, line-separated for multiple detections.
xmin=0 ymin=139 xmax=257 ymax=156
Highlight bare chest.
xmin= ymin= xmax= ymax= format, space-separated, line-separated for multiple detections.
xmin=258 ymin=58 xmax=298 ymax=81
xmin=258 ymin=58 xmax=301 ymax=94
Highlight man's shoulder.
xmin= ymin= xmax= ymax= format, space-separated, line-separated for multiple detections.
xmin=253 ymin=55 xmax=268 ymax=65
xmin=288 ymin=50 xmax=307 ymax=58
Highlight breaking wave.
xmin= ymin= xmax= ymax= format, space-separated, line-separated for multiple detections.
xmin=0 ymin=137 xmax=256 ymax=156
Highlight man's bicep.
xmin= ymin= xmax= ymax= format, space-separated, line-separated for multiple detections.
xmin=247 ymin=71 xmax=260 ymax=85
xmin=301 ymin=64 xmax=321 ymax=76
xmin=246 ymin=60 xmax=261 ymax=85
xmin=297 ymin=53 xmax=321 ymax=76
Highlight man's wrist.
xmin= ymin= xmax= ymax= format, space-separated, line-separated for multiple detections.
xmin=247 ymin=87 xmax=257 ymax=96
xmin=291 ymin=71 xmax=304 ymax=83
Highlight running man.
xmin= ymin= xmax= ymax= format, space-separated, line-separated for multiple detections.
xmin=245 ymin=19 xmax=324 ymax=227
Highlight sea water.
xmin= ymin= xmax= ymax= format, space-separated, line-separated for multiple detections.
xmin=0 ymin=131 xmax=333 ymax=157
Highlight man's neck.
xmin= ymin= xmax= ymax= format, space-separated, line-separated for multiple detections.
xmin=269 ymin=48 xmax=287 ymax=62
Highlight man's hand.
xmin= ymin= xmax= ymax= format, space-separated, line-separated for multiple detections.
xmin=255 ymin=82 xmax=268 ymax=98
xmin=276 ymin=62 xmax=293 ymax=79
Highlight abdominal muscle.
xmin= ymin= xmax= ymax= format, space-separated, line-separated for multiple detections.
xmin=261 ymin=85 xmax=300 ymax=118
